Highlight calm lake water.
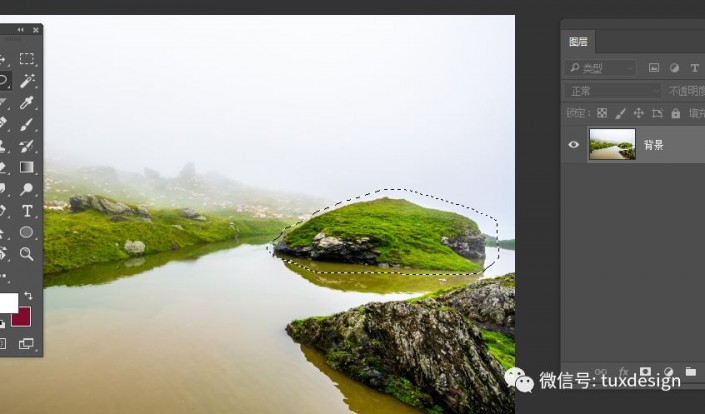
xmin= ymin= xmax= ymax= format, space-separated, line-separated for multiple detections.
xmin=590 ymin=146 xmax=626 ymax=160
xmin=0 ymin=242 xmax=514 ymax=413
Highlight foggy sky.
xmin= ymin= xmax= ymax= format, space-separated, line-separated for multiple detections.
xmin=590 ymin=128 xmax=635 ymax=145
xmin=10 ymin=15 xmax=515 ymax=237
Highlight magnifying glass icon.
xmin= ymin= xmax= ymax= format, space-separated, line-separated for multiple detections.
xmin=570 ymin=62 xmax=581 ymax=73
xmin=20 ymin=247 xmax=34 ymax=261
xmin=20 ymin=183 xmax=33 ymax=196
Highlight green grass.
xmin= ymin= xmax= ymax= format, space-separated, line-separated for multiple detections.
xmin=481 ymin=330 xmax=515 ymax=370
xmin=589 ymin=140 xmax=618 ymax=152
xmin=283 ymin=198 xmax=483 ymax=271
xmin=404 ymin=285 xmax=466 ymax=303
xmin=44 ymin=201 xmax=289 ymax=274
xmin=384 ymin=377 xmax=435 ymax=411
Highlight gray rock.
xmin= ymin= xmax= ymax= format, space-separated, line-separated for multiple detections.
xmin=439 ymin=274 xmax=515 ymax=338
xmin=69 ymin=195 xmax=150 ymax=219
xmin=181 ymin=208 xmax=207 ymax=221
xmin=441 ymin=228 xmax=486 ymax=259
xmin=171 ymin=224 xmax=184 ymax=230
xmin=317 ymin=236 xmax=343 ymax=249
xmin=275 ymin=234 xmax=379 ymax=265
xmin=136 ymin=205 xmax=151 ymax=219
xmin=124 ymin=240 xmax=145 ymax=256
xmin=69 ymin=194 xmax=133 ymax=215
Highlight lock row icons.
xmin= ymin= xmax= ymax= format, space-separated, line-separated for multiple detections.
xmin=585 ymin=106 xmax=690 ymax=121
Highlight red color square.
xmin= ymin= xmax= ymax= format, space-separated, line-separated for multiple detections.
xmin=11 ymin=306 xmax=31 ymax=327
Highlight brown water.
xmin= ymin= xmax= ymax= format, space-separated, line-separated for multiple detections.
xmin=0 ymin=242 xmax=514 ymax=413
xmin=590 ymin=146 xmax=626 ymax=160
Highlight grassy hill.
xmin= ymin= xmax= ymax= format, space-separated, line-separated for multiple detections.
xmin=282 ymin=198 xmax=484 ymax=271
xmin=45 ymin=203 xmax=288 ymax=274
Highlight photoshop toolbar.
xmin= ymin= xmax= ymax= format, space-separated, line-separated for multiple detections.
xmin=0 ymin=24 xmax=42 ymax=357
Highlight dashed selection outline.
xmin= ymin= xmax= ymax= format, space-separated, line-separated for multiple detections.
xmin=266 ymin=188 xmax=500 ymax=276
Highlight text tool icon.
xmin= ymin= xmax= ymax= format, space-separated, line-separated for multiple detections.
xmin=21 ymin=205 xmax=33 ymax=217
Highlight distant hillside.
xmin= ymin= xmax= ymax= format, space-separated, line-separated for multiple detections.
xmin=276 ymin=198 xmax=485 ymax=271
xmin=44 ymin=159 xmax=324 ymax=219
xmin=484 ymin=234 xmax=515 ymax=250
xmin=45 ymin=194 xmax=289 ymax=273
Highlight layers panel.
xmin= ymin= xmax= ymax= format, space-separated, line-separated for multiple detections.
xmin=561 ymin=19 xmax=705 ymax=389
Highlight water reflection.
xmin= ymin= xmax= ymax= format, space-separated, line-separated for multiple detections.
xmin=300 ymin=345 xmax=422 ymax=414
xmin=278 ymin=247 xmax=514 ymax=294
xmin=44 ymin=237 xmax=269 ymax=287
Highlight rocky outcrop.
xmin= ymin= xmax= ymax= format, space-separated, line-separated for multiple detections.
xmin=441 ymin=228 xmax=486 ymax=259
xmin=275 ymin=232 xmax=379 ymax=265
xmin=69 ymin=194 xmax=151 ymax=219
xmin=287 ymin=275 xmax=516 ymax=414
xmin=438 ymin=274 xmax=515 ymax=338
xmin=181 ymin=208 xmax=207 ymax=222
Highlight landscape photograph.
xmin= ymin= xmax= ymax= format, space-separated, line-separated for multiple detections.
xmin=589 ymin=128 xmax=636 ymax=160
xmin=1 ymin=16 xmax=515 ymax=414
